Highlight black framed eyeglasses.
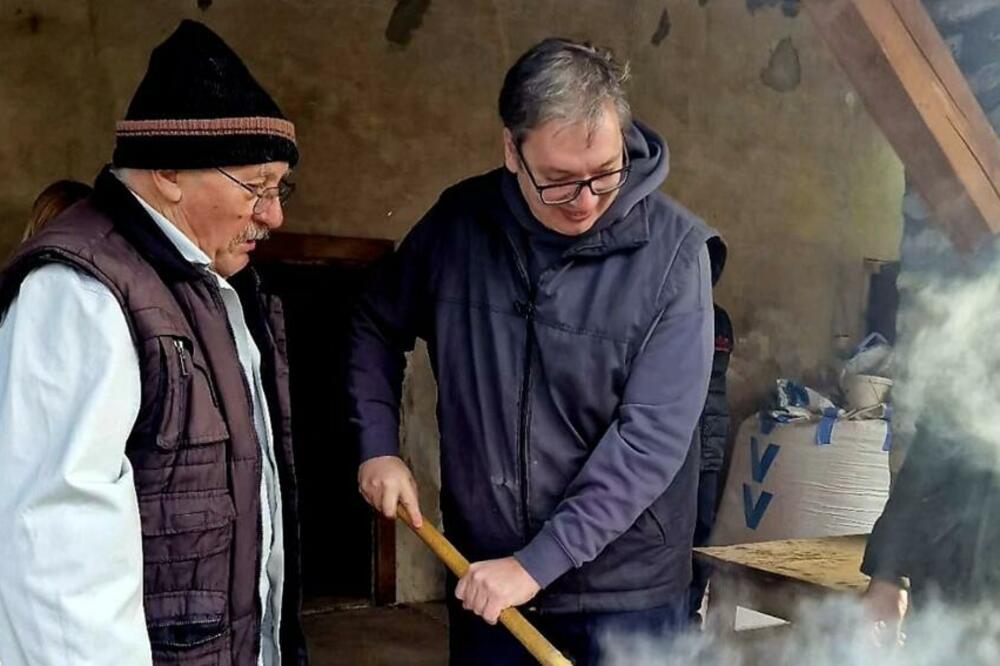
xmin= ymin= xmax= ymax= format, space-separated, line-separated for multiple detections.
xmin=515 ymin=141 xmax=630 ymax=206
xmin=216 ymin=168 xmax=295 ymax=214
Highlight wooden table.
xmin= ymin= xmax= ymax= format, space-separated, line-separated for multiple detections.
xmin=694 ymin=534 xmax=870 ymax=634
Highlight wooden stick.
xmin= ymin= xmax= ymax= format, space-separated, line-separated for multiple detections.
xmin=396 ymin=507 xmax=573 ymax=666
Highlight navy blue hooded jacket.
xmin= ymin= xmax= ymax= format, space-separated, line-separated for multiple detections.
xmin=349 ymin=121 xmax=716 ymax=612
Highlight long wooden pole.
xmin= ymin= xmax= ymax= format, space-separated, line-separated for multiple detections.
xmin=396 ymin=507 xmax=573 ymax=666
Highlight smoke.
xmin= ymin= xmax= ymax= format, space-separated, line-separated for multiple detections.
xmin=599 ymin=596 xmax=1000 ymax=665
xmin=595 ymin=216 xmax=1000 ymax=665
xmin=891 ymin=221 xmax=1000 ymax=458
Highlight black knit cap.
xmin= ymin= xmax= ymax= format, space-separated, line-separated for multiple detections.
xmin=113 ymin=20 xmax=298 ymax=169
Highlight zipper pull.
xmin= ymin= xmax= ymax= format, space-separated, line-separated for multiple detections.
xmin=173 ymin=339 xmax=190 ymax=377
xmin=514 ymin=300 xmax=535 ymax=319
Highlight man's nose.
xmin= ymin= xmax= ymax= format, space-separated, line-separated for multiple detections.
xmin=254 ymin=198 xmax=284 ymax=228
xmin=573 ymin=185 xmax=600 ymax=211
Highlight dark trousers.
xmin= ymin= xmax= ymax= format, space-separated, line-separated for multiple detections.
xmin=689 ymin=469 xmax=721 ymax=622
xmin=447 ymin=594 xmax=689 ymax=666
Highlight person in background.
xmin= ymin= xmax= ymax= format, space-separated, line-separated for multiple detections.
xmin=688 ymin=236 xmax=734 ymax=624
xmin=22 ymin=180 xmax=92 ymax=241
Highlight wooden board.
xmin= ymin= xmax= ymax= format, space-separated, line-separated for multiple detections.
xmin=695 ymin=534 xmax=869 ymax=593
xmin=804 ymin=0 xmax=1000 ymax=252
xmin=697 ymin=535 xmax=870 ymax=629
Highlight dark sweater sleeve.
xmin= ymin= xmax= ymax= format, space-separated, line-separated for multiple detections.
xmin=347 ymin=211 xmax=437 ymax=463
xmin=861 ymin=426 xmax=968 ymax=586
xmin=515 ymin=242 xmax=714 ymax=587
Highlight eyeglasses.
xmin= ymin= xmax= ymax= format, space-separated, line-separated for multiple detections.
xmin=216 ymin=168 xmax=295 ymax=214
xmin=515 ymin=141 xmax=630 ymax=206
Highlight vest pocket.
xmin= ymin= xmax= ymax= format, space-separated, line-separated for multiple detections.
xmin=140 ymin=492 xmax=235 ymax=663
xmin=146 ymin=590 xmax=230 ymax=663
xmin=139 ymin=489 xmax=236 ymax=563
xmin=645 ymin=504 xmax=669 ymax=545
xmin=152 ymin=335 xmax=230 ymax=450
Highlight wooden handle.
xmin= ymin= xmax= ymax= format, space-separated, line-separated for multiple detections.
xmin=396 ymin=507 xmax=573 ymax=666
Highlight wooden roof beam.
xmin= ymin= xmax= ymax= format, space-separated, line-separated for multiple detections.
xmin=804 ymin=0 xmax=1000 ymax=251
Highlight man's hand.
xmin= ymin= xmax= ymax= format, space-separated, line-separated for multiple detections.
xmin=455 ymin=557 xmax=541 ymax=625
xmin=864 ymin=578 xmax=908 ymax=647
xmin=358 ymin=456 xmax=423 ymax=528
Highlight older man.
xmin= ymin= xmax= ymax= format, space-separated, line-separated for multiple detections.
xmin=350 ymin=38 xmax=716 ymax=665
xmin=0 ymin=21 xmax=305 ymax=666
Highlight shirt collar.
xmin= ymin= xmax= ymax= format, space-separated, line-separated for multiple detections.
xmin=113 ymin=171 xmax=213 ymax=269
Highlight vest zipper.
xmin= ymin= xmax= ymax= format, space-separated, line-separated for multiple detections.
xmin=205 ymin=278 xmax=265 ymax=660
xmin=173 ymin=339 xmax=190 ymax=377
xmin=515 ymin=297 xmax=536 ymax=540
xmin=500 ymin=226 xmax=538 ymax=540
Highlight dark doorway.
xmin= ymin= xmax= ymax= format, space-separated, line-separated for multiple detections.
xmin=255 ymin=233 xmax=396 ymax=608
xmin=865 ymin=259 xmax=900 ymax=344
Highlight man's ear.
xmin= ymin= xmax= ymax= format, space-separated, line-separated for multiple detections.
xmin=150 ymin=169 xmax=182 ymax=204
xmin=502 ymin=128 xmax=519 ymax=175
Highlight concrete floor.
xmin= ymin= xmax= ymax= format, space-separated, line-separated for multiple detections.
xmin=300 ymin=601 xmax=784 ymax=665
xmin=304 ymin=602 xmax=449 ymax=666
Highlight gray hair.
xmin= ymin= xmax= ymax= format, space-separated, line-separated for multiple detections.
xmin=498 ymin=38 xmax=631 ymax=144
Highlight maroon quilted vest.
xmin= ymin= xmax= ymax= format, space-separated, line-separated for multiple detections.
xmin=0 ymin=167 xmax=307 ymax=665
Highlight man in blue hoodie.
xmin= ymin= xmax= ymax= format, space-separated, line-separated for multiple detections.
xmin=349 ymin=38 xmax=716 ymax=665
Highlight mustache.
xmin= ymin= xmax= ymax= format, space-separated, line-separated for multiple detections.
xmin=232 ymin=222 xmax=271 ymax=245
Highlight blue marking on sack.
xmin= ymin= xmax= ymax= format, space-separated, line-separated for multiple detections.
xmin=750 ymin=436 xmax=780 ymax=483
xmin=743 ymin=483 xmax=774 ymax=530
xmin=816 ymin=409 xmax=838 ymax=446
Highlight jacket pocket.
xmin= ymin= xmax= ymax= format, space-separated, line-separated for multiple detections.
xmin=146 ymin=590 xmax=230 ymax=664
xmin=139 ymin=490 xmax=236 ymax=563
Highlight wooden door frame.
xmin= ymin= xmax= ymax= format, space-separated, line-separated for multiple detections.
xmin=255 ymin=231 xmax=398 ymax=605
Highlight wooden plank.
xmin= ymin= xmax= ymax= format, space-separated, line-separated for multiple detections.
xmin=803 ymin=0 xmax=1000 ymax=251
xmin=695 ymin=534 xmax=869 ymax=593
xmin=707 ymin=569 xmax=854 ymax=627
xmin=254 ymin=231 xmax=394 ymax=265
xmin=890 ymin=0 xmax=1000 ymax=167
xmin=699 ymin=535 xmax=869 ymax=630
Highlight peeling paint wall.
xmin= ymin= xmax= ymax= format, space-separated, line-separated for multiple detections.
xmin=0 ymin=0 xmax=903 ymax=602
xmin=397 ymin=341 xmax=445 ymax=602
xmin=760 ymin=36 xmax=801 ymax=92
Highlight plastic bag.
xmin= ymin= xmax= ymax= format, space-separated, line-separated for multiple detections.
xmin=841 ymin=332 xmax=893 ymax=380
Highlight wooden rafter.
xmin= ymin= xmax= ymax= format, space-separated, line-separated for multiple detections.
xmin=804 ymin=0 xmax=1000 ymax=251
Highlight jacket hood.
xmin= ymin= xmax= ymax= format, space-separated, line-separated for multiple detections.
xmin=594 ymin=118 xmax=671 ymax=230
